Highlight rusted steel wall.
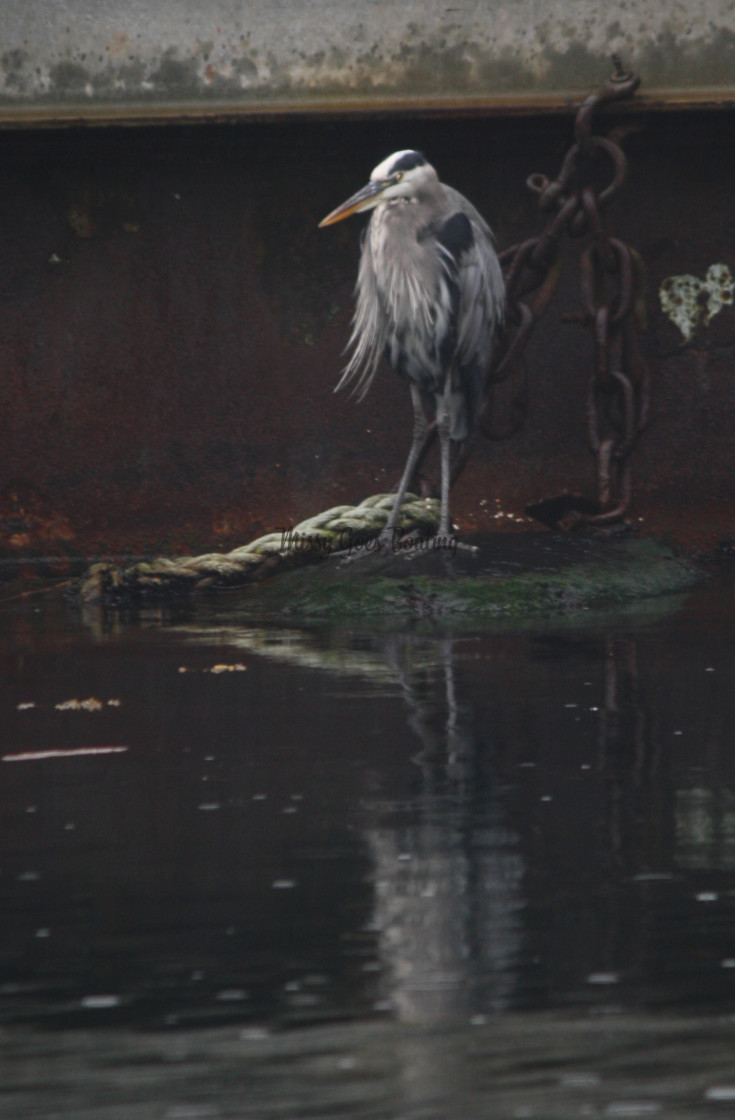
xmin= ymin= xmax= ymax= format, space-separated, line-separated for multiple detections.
xmin=2 ymin=0 xmax=735 ymax=122
xmin=0 ymin=111 xmax=734 ymax=561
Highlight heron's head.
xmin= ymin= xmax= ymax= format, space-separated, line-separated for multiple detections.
xmin=319 ymin=150 xmax=437 ymax=227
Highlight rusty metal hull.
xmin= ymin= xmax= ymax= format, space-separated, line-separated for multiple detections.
xmin=0 ymin=112 xmax=734 ymax=562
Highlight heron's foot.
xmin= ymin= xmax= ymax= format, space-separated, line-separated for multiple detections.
xmin=329 ymin=532 xmax=390 ymax=563
xmin=432 ymin=525 xmax=478 ymax=553
xmin=332 ymin=527 xmax=397 ymax=557
xmin=388 ymin=528 xmax=473 ymax=558
xmin=333 ymin=527 xmax=475 ymax=563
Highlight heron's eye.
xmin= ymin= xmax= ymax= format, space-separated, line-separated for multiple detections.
xmin=394 ymin=172 xmax=404 ymax=182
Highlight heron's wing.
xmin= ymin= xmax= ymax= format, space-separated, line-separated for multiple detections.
xmin=439 ymin=188 xmax=505 ymax=354
xmin=335 ymin=224 xmax=390 ymax=399
xmin=441 ymin=185 xmax=495 ymax=239
xmin=435 ymin=200 xmax=506 ymax=436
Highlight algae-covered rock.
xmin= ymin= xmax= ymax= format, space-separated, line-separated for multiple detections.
xmin=245 ymin=532 xmax=705 ymax=624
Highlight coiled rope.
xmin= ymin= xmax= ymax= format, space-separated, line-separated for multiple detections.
xmin=76 ymin=492 xmax=440 ymax=604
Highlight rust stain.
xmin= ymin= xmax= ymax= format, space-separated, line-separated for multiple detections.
xmin=105 ymin=31 xmax=134 ymax=62
xmin=0 ymin=484 xmax=75 ymax=552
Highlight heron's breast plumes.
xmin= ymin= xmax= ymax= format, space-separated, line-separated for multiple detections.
xmin=335 ymin=190 xmax=504 ymax=421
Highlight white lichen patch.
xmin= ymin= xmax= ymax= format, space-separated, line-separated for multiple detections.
xmin=659 ymin=263 xmax=735 ymax=341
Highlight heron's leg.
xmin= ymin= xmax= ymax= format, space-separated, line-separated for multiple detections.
xmin=406 ymin=418 xmax=437 ymax=493
xmin=449 ymin=435 xmax=473 ymax=487
xmin=384 ymin=384 xmax=429 ymax=536
xmin=437 ymin=383 xmax=453 ymax=537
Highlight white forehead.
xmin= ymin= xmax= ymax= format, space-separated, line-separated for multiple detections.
xmin=370 ymin=150 xmax=420 ymax=180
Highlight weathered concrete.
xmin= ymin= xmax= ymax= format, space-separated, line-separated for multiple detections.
xmin=2 ymin=1 xmax=735 ymax=123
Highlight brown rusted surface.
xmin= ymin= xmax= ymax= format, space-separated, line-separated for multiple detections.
xmin=0 ymin=111 xmax=734 ymax=565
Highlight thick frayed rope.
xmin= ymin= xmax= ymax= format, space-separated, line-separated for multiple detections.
xmin=75 ymin=493 xmax=440 ymax=605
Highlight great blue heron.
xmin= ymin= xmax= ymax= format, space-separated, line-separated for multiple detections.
xmin=319 ymin=149 xmax=505 ymax=541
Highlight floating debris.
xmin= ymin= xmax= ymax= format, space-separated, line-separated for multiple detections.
xmin=240 ymin=1026 xmax=270 ymax=1041
xmin=179 ymin=664 xmax=247 ymax=674
xmin=706 ymin=1087 xmax=735 ymax=1101
xmin=81 ymin=995 xmax=121 ymax=1009
xmin=3 ymin=746 xmax=128 ymax=763
xmin=19 ymin=699 xmax=120 ymax=712
xmin=561 ymin=1073 xmax=601 ymax=1087
xmin=55 ymin=698 xmax=104 ymax=712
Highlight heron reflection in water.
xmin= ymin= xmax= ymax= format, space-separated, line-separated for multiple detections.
xmin=320 ymin=150 xmax=505 ymax=541
xmin=366 ymin=635 xmax=524 ymax=1024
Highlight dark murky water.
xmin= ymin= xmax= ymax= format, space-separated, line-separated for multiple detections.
xmin=2 ymin=567 xmax=735 ymax=1117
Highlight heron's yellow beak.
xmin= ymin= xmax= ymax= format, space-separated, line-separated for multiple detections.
xmin=318 ymin=180 xmax=386 ymax=227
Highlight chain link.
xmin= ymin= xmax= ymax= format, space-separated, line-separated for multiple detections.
xmin=484 ymin=55 xmax=650 ymax=527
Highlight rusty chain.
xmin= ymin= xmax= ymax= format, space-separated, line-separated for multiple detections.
xmin=485 ymin=55 xmax=650 ymax=527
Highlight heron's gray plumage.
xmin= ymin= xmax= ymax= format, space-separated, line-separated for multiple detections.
xmin=321 ymin=150 xmax=505 ymax=537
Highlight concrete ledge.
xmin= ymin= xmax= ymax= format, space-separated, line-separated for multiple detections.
xmin=2 ymin=1 xmax=735 ymax=123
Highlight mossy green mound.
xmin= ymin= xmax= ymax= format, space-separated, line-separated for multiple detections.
xmin=245 ymin=534 xmax=705 ymax=624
